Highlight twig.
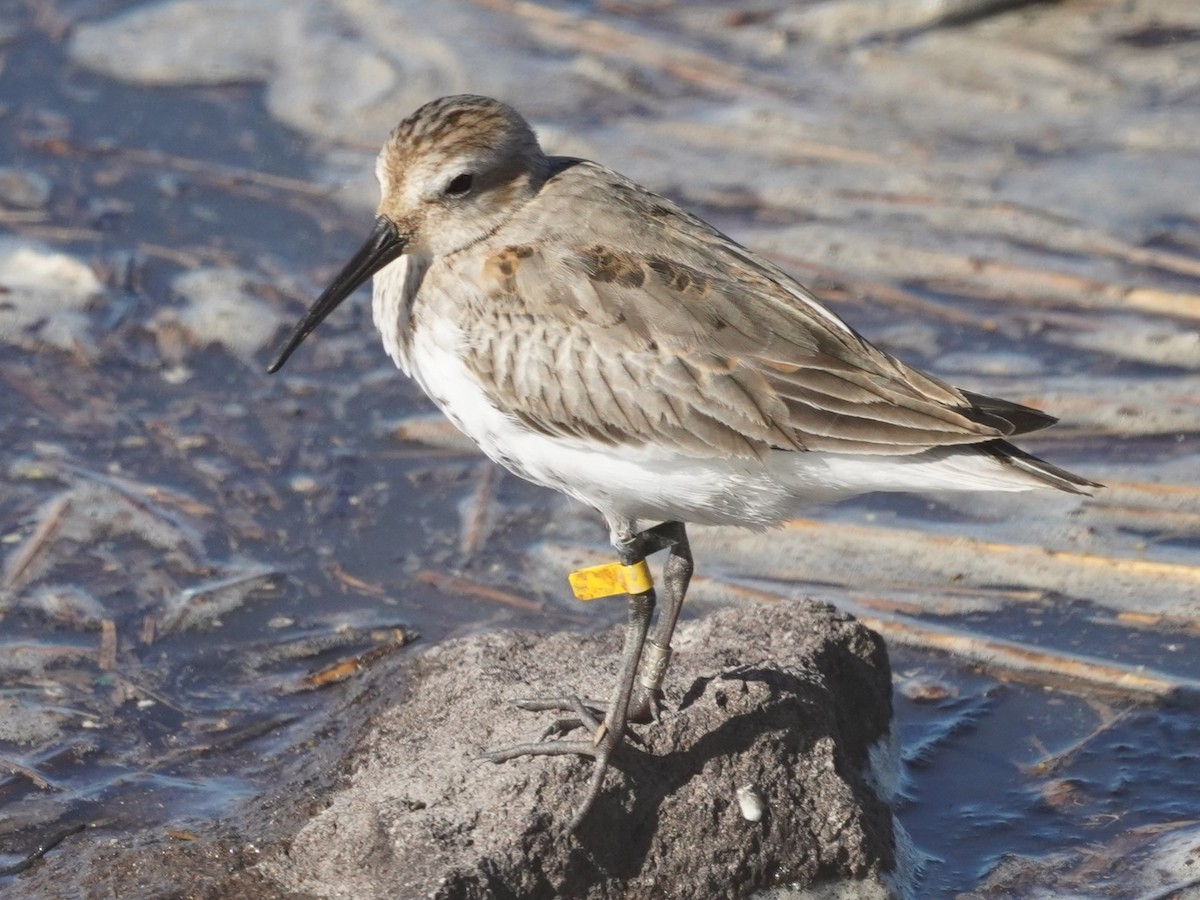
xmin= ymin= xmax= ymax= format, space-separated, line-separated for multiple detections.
xmin=329 ymin=562 xmax=390 ymax=598
xmin=655 ymin=121 xmax=890 ymax=167
xmin=1124 ymin=287 xmax=1200 ymax=322
xmin=23 ymin=136 xmax=333 ymax=199
xmin=1025 ymin=706 xmax=1132 ymax=776
xmin=0 ymin=209 xmax=48 ymax=223
xmin=107 ymin=672 xmax=183 ymax=712
xmin=62 ymin=462 xmax=212 ymax=536
xmin=0 ymin=643 xmax=96 ymax=665
xmin=153 ymin=715 xmax=301 ymax=768
xmin=1098 ymin=478 xmax=1200 ymax=502
xmin=780 ymin=517 xmax=1200 ymax=585
xmin=840 ymin=599 xmax=1200 ymax=703
xmin=460 ymin=462 xmax=501 ymax=556
xmin=386 ymin=413 xmax=481 ymax=454
xmin=0 ymin=362 xmax=73 ymax=418
xmin=299 ymin=634 xmax=412 ymax=690
xmin=416 ymin=570 xmax=542 ymax=612
xmin=0 ymin=755 xmax=55 ymax=790
xmin=474 ymin=0 xmax=785 ymax=96
xmin=98 ymin=620 xmax=117 ymax=671
xmin=159 ymin=568 xmax=281 ymax=634
xmin=829 ymin=190 xmax=1200 ymax=281
xmin=0 ymin=822 xmax=90 ymax=877
xmin=247 ymin=624 xmax=415 ymax=669
xmin=3 ymin=494 xmax=71 ymax=592
xmin=536 ymin=537 xmax=1200 ymax=700
xmin=7 ymin=225 xmax=102 ymax=243
xmin=137 ymin=241 xmax=238 ymax=269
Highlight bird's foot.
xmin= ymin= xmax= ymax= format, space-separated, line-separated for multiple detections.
xmin=481 ymin=705 xmax=624 ymax=831
xmin=481 ymin=691 xmax=666 ymax=830
xmin=481 ymin=695 xmax=641 ymax=747
xmin=627 ymin=685 xmax=667 ymax=726
xmin=508 ymin=695 xmax=607 ymax=741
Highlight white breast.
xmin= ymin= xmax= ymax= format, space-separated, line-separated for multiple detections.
xmin=372 ymin=255 xmax=427 ymax=376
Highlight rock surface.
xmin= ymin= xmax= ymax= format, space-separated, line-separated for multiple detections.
xmin=263 ymin=598 xmax=901 ymax=899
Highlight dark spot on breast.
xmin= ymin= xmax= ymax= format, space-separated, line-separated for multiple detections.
xmin=713 ymin=318 xmax=727 ymax=330
xmin=486 ymin=249 xmax=523 ymax=296
xmin=511 ymin=245 xmax=535 ymax=259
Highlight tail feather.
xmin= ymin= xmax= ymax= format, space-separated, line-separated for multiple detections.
xmin=983 ymin=440 xmax=1100 ymax=495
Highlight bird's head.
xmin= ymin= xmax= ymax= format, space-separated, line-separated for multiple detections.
xmin=268 ymin=95 xmax=546 ymax=373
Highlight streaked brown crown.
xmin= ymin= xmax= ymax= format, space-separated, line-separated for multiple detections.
xmin=388 ymin=95 xmax=540 ymax=160
xmin=375 ymin=95 xmax=549 ymax=257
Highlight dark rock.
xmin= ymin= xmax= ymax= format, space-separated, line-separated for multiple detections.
xmin=266 ymin=598 xmax=903 ymax=898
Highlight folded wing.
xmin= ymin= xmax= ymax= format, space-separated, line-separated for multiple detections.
xmin=462 ymin=169 xmax=1056 ymax=459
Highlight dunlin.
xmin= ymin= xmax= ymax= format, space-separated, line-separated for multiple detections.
xmin=269 ymin=94 xmax=1096 ymax=828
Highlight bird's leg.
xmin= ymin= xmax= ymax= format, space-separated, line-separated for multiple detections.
xmin=480 ymin=521 xmax=693 ymax=828
xmin=626 ymin=521 xmax=692 ymax=725
xmin=480 ymin=527 xmax=658 ymax=829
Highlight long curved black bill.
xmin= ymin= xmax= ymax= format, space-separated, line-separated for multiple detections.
xmin=267 ymin=216 xmax=406 ymax=373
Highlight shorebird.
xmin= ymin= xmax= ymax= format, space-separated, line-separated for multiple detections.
xmin=268 ymin=94 xmax=1096 ymax=829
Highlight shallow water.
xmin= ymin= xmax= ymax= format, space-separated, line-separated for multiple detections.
xmin=1 ymin=1 xmax=1198 ymax=895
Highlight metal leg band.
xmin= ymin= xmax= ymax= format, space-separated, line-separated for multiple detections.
xmin=637 ymin=641 xmax=672 ymax=692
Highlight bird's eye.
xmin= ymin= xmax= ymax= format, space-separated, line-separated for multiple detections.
xmin=443 ymin=173 xmax=474 ymax=197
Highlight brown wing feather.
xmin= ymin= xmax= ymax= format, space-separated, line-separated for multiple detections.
xmin=459 ymin=163 xmax=1054 ymax=459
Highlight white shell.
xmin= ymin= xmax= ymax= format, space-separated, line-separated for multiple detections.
xmin=735 ymin=784 xmax=765 ymax=822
